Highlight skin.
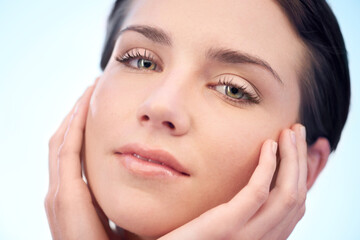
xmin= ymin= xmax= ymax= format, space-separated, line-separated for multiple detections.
xmin=45 ymin=0 xmax=330 ymax=239
xmin=45 ymin=87 xmax=308 ymax=240
xmin=86 ymin=0 xmax=302 ymax=237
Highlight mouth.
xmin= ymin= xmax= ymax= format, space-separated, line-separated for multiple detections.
xmin=115 ymin=143 xmax=190 ymax=177
xmin=132 ymin=153 xmax=166 ymax=165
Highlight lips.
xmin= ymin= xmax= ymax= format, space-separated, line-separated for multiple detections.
xmin=132 ymin=153 xmax=165 ymax=165
xmin=115 ymin=143 xmax=190 ymax=177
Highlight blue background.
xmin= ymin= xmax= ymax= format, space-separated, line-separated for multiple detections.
xmin=0 ymin=1 xmax=359 ymax=239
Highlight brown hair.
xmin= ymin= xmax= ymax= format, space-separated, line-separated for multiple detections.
xmin=275 ymin=0 xmax=350 ymax=151
xmin=100 ymin=0 xmax=351 ymax=151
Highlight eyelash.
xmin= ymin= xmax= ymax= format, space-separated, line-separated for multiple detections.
xmin=115 ymin=49 xmax=261 ymax=105
xmin=214 ymin=77 xmax=261 ymax=105
xmin=115 ymin=48 xmax=161 ymax=71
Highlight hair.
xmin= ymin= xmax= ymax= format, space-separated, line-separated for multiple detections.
xmin=100 ymin=0 xmax=350 ymax=152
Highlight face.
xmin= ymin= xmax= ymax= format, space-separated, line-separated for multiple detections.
xmin=84 ymin=0 xmax=304 ymax=238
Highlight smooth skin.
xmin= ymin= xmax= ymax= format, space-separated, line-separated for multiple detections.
xmin=45 ymin=85 xmax=108 ymax=239
xmin=45 ymin=0 xmax=332 ymax=239
xmin=45 ymin=83 xmax=309 ymax=240
xmin=84 ymin=0 xmax=307 ymax=237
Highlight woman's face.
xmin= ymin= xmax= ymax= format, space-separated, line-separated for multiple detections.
xmin=85 ymin=0 xmax=304 ymax=238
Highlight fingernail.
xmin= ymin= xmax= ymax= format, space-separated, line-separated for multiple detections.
xmin=290 ymin=130 xmax=296 ymax=145
xmin=300 ymin=126 xmax=306 ymax=140
xmin=272 ymin=141 xmax=278 ymax=155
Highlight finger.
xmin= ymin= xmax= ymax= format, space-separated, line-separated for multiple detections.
xmin=281 ymin=202 xmax=306 ymax=239
xmin=292 ymin=124 xmax=308 ymax=202
xmin=242 ymin=129 xmax=299 ymax=238
xmin=275 ymin=129 xmax=299 ymax=189
xmin=258 ymin=125 xmax=308 ymax=240
xmin=48 ymin=105 xmax=78 ymax=187
xmin=48 ymin=85 xmax=94 ymax=187
xmin=57 ymin=85 xmax=95 ymax=181
xmin=227 ymin=139 xmax=277 ymax=225
xmin=50 ymin=77 xmax=99 ymax=159
xmin=159 ymin=140 xmax=278 ymax=240
xmin=46 ymin=86 xmax=94 ymax=237
xmin=261 ymin=202 xmax=305 ymax=240
xmin=46 ymin=109 xmax=75 ymax=239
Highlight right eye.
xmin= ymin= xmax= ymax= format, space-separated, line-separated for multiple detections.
xmin=115 ymin=48 xmax=161 ymax=72
xmin=131 ymin=58 xmax=157 ymax=70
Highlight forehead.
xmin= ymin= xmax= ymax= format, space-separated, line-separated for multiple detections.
xmin=122 ymin=0 xmax=305 ymax=86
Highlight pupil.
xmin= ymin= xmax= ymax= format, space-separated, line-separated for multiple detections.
xmin=143 ymin=60 xmax=152 ymax=68
xmin=230 ymin=87 xmax=238 ymax=94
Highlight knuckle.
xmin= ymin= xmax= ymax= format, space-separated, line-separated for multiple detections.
xmin=44 ymin=194 xmax=52 ymax=211
xmin=57 ymin=144 xmax=70 ymax=159
xmin=53 ymin=189 xmax=67 ymax=212
xmin=298 ymin=187 xmax=307 ymax=205
xmin=299 ymin=204 xmax=306 ymax=219
xmin=44 ymin=188 xmax=59 ymax=213
xmin=238 ymin=231 xmax=256 ymax=240
xmin=282 ymin=190 xmax=298 ymax=209
xmin=299 ymin=204 xmax=306 ymax=220
xmin=253 ymin=185 xmax=269 ymax=203
xmin=53 ymin=196 xmax=63 ymax=212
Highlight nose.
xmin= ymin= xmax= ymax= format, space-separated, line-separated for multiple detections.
xmin=136 ymin=83 xmax=191 ymax=136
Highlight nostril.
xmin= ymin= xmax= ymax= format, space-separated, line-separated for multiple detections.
xmin=163 ymin=121 xmax=175 ymax=129
xmin=141 ymin=115 xmax=150 ymax=121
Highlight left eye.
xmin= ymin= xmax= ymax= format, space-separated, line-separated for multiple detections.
xmin=131 ymin=59 xmax=157 ymax=70
xmin=215 ymin=85 xmax=248 ymax=100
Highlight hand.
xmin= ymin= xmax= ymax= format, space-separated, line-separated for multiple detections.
xmin=44 ymin=84 xmax=114 ymax=240
xmin=160 ymin=124 xmax=307 ymax=240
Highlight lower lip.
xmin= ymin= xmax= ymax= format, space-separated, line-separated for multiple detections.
xmin=116 ymin=153 xmax=186 ymax=178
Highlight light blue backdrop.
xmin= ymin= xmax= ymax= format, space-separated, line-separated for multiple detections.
xmin=0 ymin=1 xmax=359 ymax=239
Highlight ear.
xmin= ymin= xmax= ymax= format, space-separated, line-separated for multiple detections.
xmin=306 ymin=137 xmax=331 ymax=190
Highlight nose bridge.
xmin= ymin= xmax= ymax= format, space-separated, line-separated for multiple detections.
xmin=148 ymin=68 xmax=191 ymax=107
xmin=136 ymin=71 xmax=192 ymax=135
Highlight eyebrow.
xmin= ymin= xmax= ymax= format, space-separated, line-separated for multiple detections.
xmin=118 ymin=25 xmax=283 ymax=85
xmin=119 ymin=25 xmax=172 ymax=46
xmin=206 ymin=48 xmax=283 ymax=85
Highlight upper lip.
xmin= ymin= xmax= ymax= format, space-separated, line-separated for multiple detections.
xmin=115 ymin=143 xmax=190 ymax=176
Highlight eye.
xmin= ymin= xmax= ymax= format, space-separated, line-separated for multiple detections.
xmin=212 ymin=77 xmax=261 ymax=105
xmin=115 ymin=48 xmax=161 ymax=72
xmin=215 ymin=85 xmax=249 ymax=100
xmin=222 ymin=85 xmax=247 ymax=99
xmin=134 ymin=59 xmax=157 ymax=70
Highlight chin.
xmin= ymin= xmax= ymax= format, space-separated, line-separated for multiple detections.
xmin=102 ymin=193 xmax=193 ymax=238
xmin=83 ymin=170 xmax=195 ymax=238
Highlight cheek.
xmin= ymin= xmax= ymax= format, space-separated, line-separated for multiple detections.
xmin=90 ymin=76 xmax=133 ymax=122
xmin=87 ymin=73 xmax=146 ymax=141
xmin=195 ymin=111 xmax=280 ymax=204
xmin=84 ymin=75 xmax=140 ymax=183
xmin=200 ymin=130 xmax=259 ymax=198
